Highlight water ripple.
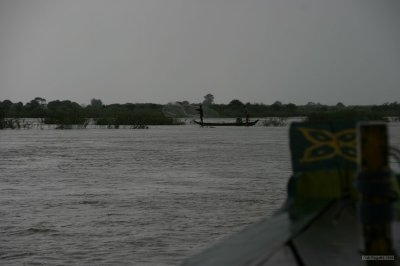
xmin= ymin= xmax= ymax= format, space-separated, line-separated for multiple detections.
xmin=0 ymin=126 xmax=301 ymax=265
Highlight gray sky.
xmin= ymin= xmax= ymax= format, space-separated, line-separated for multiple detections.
xmin=0 ymin=0 xmax=399 ymax=105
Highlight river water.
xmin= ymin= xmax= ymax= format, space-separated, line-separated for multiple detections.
xmin=1 ymin=124 xmax=399 ymax=265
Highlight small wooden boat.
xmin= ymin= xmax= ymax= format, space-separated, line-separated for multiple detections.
xmin=193 ymin=119 xmax=259 ymax=127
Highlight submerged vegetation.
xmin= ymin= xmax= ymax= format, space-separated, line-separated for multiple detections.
xmin=0 ymin=98 xmax=175 ymax=129
xmin=1 ymin=96 xmax=400 ymax=129
xmin=262 ymin=118 xmax=287 ymax=127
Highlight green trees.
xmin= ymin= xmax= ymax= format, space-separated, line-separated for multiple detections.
xmin=203 ymin=94 xmax=214 ymax=105
xmin=228 ymin=99 xmax=244 ymax=107
xmin=1 ymin=97 xmax=399 ymax=130
xmin=90 ymin=98 xmax=103 ymax=108
xmin=45 ymin=100 xmax=86 ymax=125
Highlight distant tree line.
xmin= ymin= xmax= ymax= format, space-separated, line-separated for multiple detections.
xmin=0 ymin=97 xmax=176 ymax=128
xmin=192 ymin=95 xmax=400 ymax=121
xmin=1 ymin=96 xmax=400 ymax=129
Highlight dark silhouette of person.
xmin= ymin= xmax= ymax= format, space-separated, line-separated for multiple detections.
xmin=196 ymin=104 xmax=204 ymax=123
xmin=244 ymin=106 xmax=249 ymax=124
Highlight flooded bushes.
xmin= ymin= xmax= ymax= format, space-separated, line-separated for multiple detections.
xmin=0 ymin=118 xmax=15 ymax=129
xmin=0 ymin=118 xmax=44 ymax=129
xmin=43 ymin=111 xmax=89 ymax=129
xmin=262 ymin=118 xmax=287 ymax=127
xmin=305 ymin=110 xmax=386 ymax=122
xmin=94 ymin=110 xmax=176 ymax=128
xmin=44 ymin=116 xmax=89 ymax=127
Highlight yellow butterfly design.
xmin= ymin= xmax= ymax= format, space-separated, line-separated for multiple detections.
xmin=299 ymin=128 xmax=356 ymax=163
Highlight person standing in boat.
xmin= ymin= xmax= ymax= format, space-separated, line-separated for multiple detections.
xmin=196 ymin=104 xmax=204 ymax=124
xmin=244 ymin=106 xmax=250 ymax=124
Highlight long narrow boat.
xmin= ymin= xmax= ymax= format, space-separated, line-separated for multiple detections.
xmin=182 ymin=121 xmax=400 ymax=266
xmin=193 ymin=119 xmax=259 ymax=127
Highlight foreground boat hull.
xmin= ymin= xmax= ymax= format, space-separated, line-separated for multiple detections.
xmin=182 ymin=121 xmax=400 ymax=266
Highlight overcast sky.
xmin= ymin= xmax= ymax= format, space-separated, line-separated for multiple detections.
xmin=0 ymin=0 xmax=399 ymax=105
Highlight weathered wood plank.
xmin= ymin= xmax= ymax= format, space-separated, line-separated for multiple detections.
xmin=181 ymin=201 xmax=330 ymax=266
